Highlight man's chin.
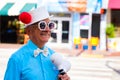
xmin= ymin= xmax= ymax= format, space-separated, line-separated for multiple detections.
xmin=42 ymin=40 xmax=48 ymax=43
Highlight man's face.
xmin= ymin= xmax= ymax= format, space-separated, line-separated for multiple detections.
xmin=27 ymin=18 xmax=52 ymax=44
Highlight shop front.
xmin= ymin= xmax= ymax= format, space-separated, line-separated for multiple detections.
xmin=108 ymin=0 xmax=120 ymax=37
xmin=42 ymin=0 xmax=112 ymax=50
xmin=105 ymin=0 xmax=120 ymax=51
xmin=0 ymin=0 xmax=103 ymax=49
xmin=0 ymin=1 xmax=37 ymax=43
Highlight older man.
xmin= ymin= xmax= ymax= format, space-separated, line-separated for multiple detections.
xmin=4 ymin=6 xmax=70 ymax=80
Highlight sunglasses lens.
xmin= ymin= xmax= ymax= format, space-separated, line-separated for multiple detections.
xmin=39 ymin=22 xmax=46 ymax=29
xmin=49 ymin=22 xmax=55 ymax=29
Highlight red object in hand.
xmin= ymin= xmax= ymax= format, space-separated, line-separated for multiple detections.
xmin=19 ymin=12 xmax=32 ymax=24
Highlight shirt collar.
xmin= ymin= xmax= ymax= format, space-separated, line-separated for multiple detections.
xmin=27 ymin=40 xmax=49 ymax=57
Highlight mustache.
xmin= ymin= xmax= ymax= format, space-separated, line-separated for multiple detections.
xmin=41 ymin=31 xmax=51 ymax=32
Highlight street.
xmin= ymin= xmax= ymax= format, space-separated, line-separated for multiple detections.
xmin=0 ymin=48 xmax=120 ymax=80
xmin=67 ymin=56 xmax=120 ymax=80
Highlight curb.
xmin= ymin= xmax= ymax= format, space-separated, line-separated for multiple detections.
xmin=80 ymin=53 xmax=104 ymax=58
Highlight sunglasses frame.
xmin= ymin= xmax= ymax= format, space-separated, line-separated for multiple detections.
xmin=38 ymin=21 xmax=56 ymax=31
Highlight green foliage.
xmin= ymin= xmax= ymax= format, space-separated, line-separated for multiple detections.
xmin=106 ymin=23 xmax=115 ymax=38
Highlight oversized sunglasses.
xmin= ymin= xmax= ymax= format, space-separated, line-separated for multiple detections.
xmin=38 ymin=21 xmax=56 ymax=31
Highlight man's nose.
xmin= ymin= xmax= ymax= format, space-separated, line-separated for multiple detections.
xmin=45 ymin=26 xmax=50 ymax=31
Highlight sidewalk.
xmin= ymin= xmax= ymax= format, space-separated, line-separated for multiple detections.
xmin=0 ymin=43 xmax=103 ymax=58
xmin=0 ymin=43 xmax=22 ymax=49
xmin=0 ymin=43 xmax=120 ymax=58
xmin=0 ymin=43 xmax=74 ymax=56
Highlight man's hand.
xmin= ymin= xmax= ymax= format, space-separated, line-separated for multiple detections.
xmin=58 ymin=73 xmax=70 ymax=80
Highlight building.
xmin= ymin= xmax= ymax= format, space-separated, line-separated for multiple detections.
xmin=107 ymin=0 xmax=120 ymax=36
xmin=106 ymin=0 xmax=120 ymax=51
xmin=0 ymin=0 xmax=37 ymax=44
xmin=0 ymin=0 xmax=104 ymax=49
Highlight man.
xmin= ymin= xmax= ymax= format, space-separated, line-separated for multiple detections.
xmin=4 ymin=6 xmax=70 ymax=80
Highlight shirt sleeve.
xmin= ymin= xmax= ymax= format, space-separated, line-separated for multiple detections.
xmin=4 ymin=55 xmax=21 ymax=80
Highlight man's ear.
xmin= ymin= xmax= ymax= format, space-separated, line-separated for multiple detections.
xmin=25 ymin=27 xmax=31 ymax=35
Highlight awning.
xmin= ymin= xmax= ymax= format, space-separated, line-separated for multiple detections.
xmin=0 ymin=2 xmax=37 ymax=16
xmin=108 ymin=0 xmax=120 ymax=9
xmin=20 ymin=3 xmax=37 ymax=13
xmin=0 ymin=3 xmax=14 ymax=15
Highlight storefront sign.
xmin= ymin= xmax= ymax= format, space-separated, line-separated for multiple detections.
xmin=67 ymin=0 xmax=87 ymax=12
xmin=43 ymin=0 xmax=102 ymax=13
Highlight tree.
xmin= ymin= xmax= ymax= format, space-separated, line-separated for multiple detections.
xmin=106 ymin=23 xmax=115 ymax=38
xmin=106 ymin=23 xmax=115 ymax=51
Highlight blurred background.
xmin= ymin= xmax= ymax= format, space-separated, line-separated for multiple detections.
xmin=0 ymin=0 xmax=120 ymax=52
xmin=0 ymin=0 xmax=120 ymax=80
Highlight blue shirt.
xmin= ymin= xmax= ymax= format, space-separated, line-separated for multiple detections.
xmin=4 ymin=40 xmax=59 ymax=80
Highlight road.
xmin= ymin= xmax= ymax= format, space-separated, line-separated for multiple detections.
xmin=0 ymin=48 xmax=120 ymax=80
xmin=67 ymin=56 xmax=120 ymax=80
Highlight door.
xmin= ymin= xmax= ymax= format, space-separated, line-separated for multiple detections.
xmin=48 ymin=17 xmax=72 ymax=48
xmin=62 ymin=21 xmax=69 ymax=43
